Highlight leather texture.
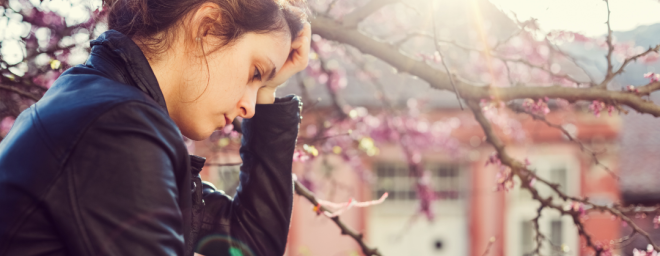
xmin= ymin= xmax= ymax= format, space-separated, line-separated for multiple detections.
xmin=0 ymin=30 xmax=301 ymax=256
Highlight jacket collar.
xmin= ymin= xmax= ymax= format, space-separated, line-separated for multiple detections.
xmin=88 ymin=30 xmax=168 ymax=111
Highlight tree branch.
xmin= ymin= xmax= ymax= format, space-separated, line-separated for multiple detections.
xmin=602 ymin=0 xmax=614 ymax=89
xmin=0 ymin=84 xmax=41 ymax=101
xmin=429 ymin=1 xmax=463 ymax=109
xmin=341 ymin=0 xmax=399 ymax=28
xmin=294 ymin=180 xmax=383 ymax=256
xmin=310 ymin=16 xmax=660 ymax=117
xmin=516 ymin=109 xmax=618 ymax=179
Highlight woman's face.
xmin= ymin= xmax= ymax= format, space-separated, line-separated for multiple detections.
xmin=168 ymin=31 xmax=292 ymax=140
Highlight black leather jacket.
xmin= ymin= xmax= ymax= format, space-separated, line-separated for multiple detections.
xmin=0 ymin=30 xmax=301 ymax=256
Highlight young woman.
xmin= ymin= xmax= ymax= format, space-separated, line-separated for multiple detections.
xmin=0 ymin=0 xmax=310 ymax=255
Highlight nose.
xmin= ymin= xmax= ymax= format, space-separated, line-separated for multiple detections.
xmin=237 ymin=88 xmax=257 ymax=119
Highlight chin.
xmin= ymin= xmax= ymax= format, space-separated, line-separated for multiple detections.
xmin=180 ymin=126 xmax=214 ymax=142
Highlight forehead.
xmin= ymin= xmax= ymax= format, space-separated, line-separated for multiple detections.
xmin=244 ymin=31 xmax=291 ymax=67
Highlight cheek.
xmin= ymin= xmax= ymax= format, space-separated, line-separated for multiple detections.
xmin=204 ymin=52 xmax=248 ymax=112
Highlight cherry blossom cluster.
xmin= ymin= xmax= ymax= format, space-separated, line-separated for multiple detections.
xmin=485 ymin=153 xmax=514 ymax=192
xmin=567 ymin=201 xmax=586 ymax=219
xmin=625 ymin=85 xmax=640 ymax=93
xmin=588 ymin=101 xmax=615 ymax=117
xmin=522 ymin=97 xmax=550 ymax=116
xmin=633 ymin=245 xmax=659 ymax=256
xmin=644 ymin=72 xmax=660 ymax=83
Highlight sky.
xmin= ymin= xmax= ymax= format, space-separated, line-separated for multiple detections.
xmin=489 ymin=0 xmax=660 ymax=36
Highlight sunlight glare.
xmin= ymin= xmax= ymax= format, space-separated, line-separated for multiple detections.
xmin=489 ymin=0 xmax=660 ymax=36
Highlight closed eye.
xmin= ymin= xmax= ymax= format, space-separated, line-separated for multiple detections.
xmin=253 ymin=66 xmax=262 ymax=81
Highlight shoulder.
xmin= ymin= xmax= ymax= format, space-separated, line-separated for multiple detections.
xmin=32 ymin=66 xmax=179 ymax=159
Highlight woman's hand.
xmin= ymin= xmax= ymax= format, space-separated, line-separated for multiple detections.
xmin=256 ymin=22 xmax=311 ymax=104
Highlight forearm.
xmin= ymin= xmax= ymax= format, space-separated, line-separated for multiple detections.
xmin=198 ymin=95 xmax=301 ymax=256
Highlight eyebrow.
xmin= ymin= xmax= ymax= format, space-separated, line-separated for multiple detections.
xmin=266 ymin=58 xmax=277 ymax=82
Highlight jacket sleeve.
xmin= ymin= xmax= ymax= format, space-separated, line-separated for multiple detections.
xmin=198 ymin=95 xmax=301 ymax=256
xmin=65 ymin=101 xmax=188 ymax=256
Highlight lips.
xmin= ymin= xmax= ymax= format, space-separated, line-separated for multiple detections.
xmin=225 ymin=116 xmax=232 ymax=126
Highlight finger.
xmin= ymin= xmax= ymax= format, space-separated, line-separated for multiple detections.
xmin=295 ymin=33 xmax=310 ymax=70
xmin=299 ymin=22 xmax=311 ymax=38
xmin=290 ymin=23 xmax=311 ymax=50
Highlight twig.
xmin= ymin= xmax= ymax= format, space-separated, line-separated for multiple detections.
xmin=429 ymin=0 xmax=463 ymax=110
xmin=481 ymin=237 xmax=496 ymax=256
xmin=311 ymin=16 xmax=660 ymax=117
xmin=0 ymin=84 xmax=41 ymax=101
xmin=468 ymin=100 xmax=660 ymax=254
xmin=310 ymin=43 xmax=349 ymax=119
xmin=293 ymin=180 xmax=383 ymax=256
xmin=602 ymin=0 xmax=614 ymax=89
xmin=517 ymin=109 xmax=618 ymax=180
xmin=341 ymin=0 xmax=399 ymax=28
xmin=530 ymin=205 xmax=546 ymax=256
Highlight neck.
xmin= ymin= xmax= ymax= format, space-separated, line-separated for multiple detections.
xmin=144 ymin=51 xmax=181 ymax=116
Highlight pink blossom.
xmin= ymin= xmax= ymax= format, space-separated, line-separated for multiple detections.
xmin=653 ymin=216 xmax=660 ymax=229
xmin=416 ymin=171 xmax=436 ymax=221
xmin=487 ymin=153 xmax=514 ymax=191
xmin=642 ymin=52 xmax=660 ymax=64
xmin=293 ymin=149 xmax=310 ymax=162
xmin=632 ymin=245 xmax=658 ymax=256
xmin=589 ymin=101 xmax=605 ymax=117
xmin=571 ymin=202 xmax=586 ymax=218
xmin=626 ymin=85 xmax=640 ymax=93
xmin=522 ymin=98 xmax=550 ymax=116
xmin=644 ymin=72 xmax=660 ymax=82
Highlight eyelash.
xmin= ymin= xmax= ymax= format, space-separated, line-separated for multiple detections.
xmin=253 ymin=66 xmax=262 ymax=81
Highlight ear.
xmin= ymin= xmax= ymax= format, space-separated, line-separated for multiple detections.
xmin=189 ymin=2 xmax=222 ymax=42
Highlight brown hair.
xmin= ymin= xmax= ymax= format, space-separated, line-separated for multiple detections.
xmin=102 ymin=0 xmax=308 ymax=56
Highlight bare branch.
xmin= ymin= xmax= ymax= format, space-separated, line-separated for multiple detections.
xmin=530 ymin=205 xmax=546 ymax=256
xmin=310 ymin=16 xmax=660 ymax=116
xmin=311 ymin=43 xmax=349 ymax=119
xmin=341 ymin=0 xmax=399 ymax=28
xmin=0 ymin=84 xmax=41 ymax=101
xmin=545 ymin=40 xmax=598 ymax=85
xmin=294 ymin=180 xmax=383 ymax=256
xmin=603 ymin=0 xmax=614 ymax=89
xmin=429 ymin=0 xmax=463 ymax=109
xmin=480 ymin=237 xmax=496 ymax=256
xmin=516 ymin=109 xmax=618 ymax=180
xmin=612 ymin=44 xmax=660 ymax=78
xmin=467 ymin=99 xmax=660 ymax=254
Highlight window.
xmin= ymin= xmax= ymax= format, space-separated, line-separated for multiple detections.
xmin=550 ymin=168 xmax=567 ymax=194
xmin=373 ymin=162 xmax=461 ymax=201
xmin=521 ymin=221 xmax=535 ymax=256
xmin=550 ymin=220 xmax=563 ymax=256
